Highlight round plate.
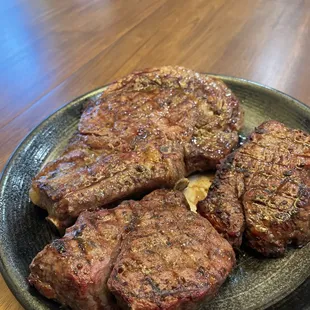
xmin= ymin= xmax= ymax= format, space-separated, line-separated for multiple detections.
xmin=1 ymin=75 xmax=310 ymax=310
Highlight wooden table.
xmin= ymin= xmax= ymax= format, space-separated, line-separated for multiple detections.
xmin=0 ymin=0 xmax=309 ymax=309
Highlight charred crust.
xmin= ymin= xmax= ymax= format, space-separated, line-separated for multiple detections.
xmin=73 ymin=223 xmax=87 ymax=238
xmin=52 ymin=239 xmax=66 ymax=254
xmin=254 ymin=127 xmax=267 ymax=134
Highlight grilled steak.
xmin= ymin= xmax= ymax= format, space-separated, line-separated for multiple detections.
xmin=198 ymin=121 xmax=310 ymax=256
xmin=29 ymin=190 xmax=235 ymax=310
xmin=28 ymin=204 xmax=135 ymax=310
xmin=29 ymin=66 xmax=243 ymax=231
xmin=108 ymin=190 xmax=235 ymax=310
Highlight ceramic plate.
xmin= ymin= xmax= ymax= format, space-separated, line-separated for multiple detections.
xmin=1 ymin=75 xmax=310 ymax=310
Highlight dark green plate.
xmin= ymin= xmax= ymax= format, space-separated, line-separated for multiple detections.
xmin=0 ymin=75 xmax=309 ymax=310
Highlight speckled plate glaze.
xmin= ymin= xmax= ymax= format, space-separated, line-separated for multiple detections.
xmin=1 ymin=75 xmax=310 ymax=310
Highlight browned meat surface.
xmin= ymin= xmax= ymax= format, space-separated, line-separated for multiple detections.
xmin=108 ymin=190 xmax=235 ymax=310
xmin=198 ymin=121 xmax=310 ymax=256
xmin=28 ymin=204 xmax=135 ymax=310
xmin=29 ymin=66 xmax=242 ymax=231
xmin=29 ymin=190 xmax=235 ymax=310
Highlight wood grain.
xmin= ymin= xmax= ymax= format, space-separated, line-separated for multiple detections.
xmin=0 ymin=0 xmax=309 ymax=309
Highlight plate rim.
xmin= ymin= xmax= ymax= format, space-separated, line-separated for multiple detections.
xmin=0 ymin=74 xmax=309 ymax=310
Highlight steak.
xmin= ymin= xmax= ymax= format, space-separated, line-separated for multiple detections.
xmin=108 ymin=190 xmax=235 ymax=310
xmin=28 ymin=203 xmax=135 ymax=309
xmin=29 ymin=66 xmax=243 ymax=231
xmin=198 ymin=121 xmax=310 ymax=256
xmin=29 ymin=190 xmax=235 ymax=310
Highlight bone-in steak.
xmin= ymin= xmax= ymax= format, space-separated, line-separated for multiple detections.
xmin=29 ymin=190 xmax=235 ymax=310
xmin=29 ymin=66 xmax=242 ymax=231
xmin=198 ymin=121 xmax=310 ymax=256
